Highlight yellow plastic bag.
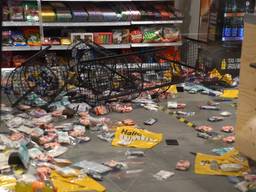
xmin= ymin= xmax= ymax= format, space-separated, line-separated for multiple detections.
xmin=195 ymin=149 xmax=250 ymax=176
xmin=0 ymin=175 xmax=17 ymax=191
xmin=166 ymin=85 xmax=177 ymax=94
xmin=51 ymin=171 xmax=106 ymax=192
xmin=209 ymin=68 xmax=222 ymax=80
xmin=220 ymin=89 xmax=239 ymax=99
xmin=112 ymin=126 xmax=163 ymax=149
xmin=221 ymin=74 xmax=233 ymax=85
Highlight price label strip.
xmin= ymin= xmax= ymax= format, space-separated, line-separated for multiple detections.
xmin=160 ymin=106 xmax=197 ymax=128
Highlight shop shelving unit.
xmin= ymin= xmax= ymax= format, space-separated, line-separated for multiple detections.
xmin=2 ymin=0 xmax=183 ymax=67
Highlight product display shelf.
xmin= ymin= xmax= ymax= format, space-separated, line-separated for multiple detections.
xmin=131 ymin=20 xmax=183 ymax=25
xmin=42 ymin=20 xmax=183 ymax=27
xmin=41 ymin=0 xmax=173 ymax=2
xmin=2 ymin=0 xmax=183 ymax=69
xmin=224 ymin=12 xmax=246 ymax=17
xmin=131 ymin=41 xmax=182 ymax=47
xmin=42 ymin=21 xmax=131 ymax=27
xmin=2 ymin=42 xmax=183 ymax=51
xmin=3 ymin=20 xmax=183 ymax=27
xmin=2 ymin=21 xmax=40 ymax=27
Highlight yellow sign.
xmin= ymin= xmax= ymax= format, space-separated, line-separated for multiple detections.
xmin=221 ymin=59 xmax=227 ymax=70
xmin=112 ymin=126 xmax=163 ymax=149
xmin=195 ymin=149 xmax=250 ymax=176
xmin=51 ymin=171 xmax=106 ymax=192
xmin=220 ymin=89 xmax=239 ymax=99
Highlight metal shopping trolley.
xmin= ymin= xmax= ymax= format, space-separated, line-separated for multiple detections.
xmin=4 ymin=37 xmax=206 ymax=108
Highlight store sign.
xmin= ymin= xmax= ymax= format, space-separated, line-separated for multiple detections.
xmin=195 ymin=149 xmax=250 ymax=176
xmin=112 ymin=126 xmax=163 ymax=149
xmin=221 ymin=58 xmax=240 ymax=70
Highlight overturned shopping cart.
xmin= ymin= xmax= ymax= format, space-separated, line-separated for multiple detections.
xmin=4 ymin=38 xmax=205 ymax=108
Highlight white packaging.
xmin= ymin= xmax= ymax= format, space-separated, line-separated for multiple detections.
xmin=220 ymin=164 xmax=243 ymax=172
xmin=6 ymin=117 xmax=25 ymax=128
xmin=47 ymin=146 xmax=68 ymax=157
xmin=28 ymin=148 xmax=44 ymax=159
xmin=57 ymin=132 xmax=70 ymax=144
xmin=17 ymin=125 xmax=33 ymax=135
xmin=153 ymin=170 xmax=175 ymax=180
xmin=167 ymin=102 xmax=178 ymax=109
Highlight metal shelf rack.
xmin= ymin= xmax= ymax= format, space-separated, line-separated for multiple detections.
xmin=2 ymin=0 xmax=182 ymax=51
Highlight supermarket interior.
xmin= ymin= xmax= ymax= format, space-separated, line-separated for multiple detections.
xmin=0 ymin=0 xmax=256 ymax=192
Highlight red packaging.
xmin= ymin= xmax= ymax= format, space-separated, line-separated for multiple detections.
xmin=93 ymin=105 xmax=109 ymax=115
xmin=42 ymin=37 xmax=52 ymax=45
xmin=130 ymin=29 xmax=143 ymax=43
xmin=93 ymin=32 xmax=113 ymax=45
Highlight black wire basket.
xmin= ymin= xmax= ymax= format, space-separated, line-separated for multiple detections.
xmin=68 ymin=43 xmax=184 ymax=106
xmin=4 ymin=46 xmax=69 ymax=107
xmin=4 ymin=38 xmax=204 ymax=108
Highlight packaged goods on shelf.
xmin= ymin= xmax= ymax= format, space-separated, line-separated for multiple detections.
xmin=61 ymin=38 xmax=72 ymax=45
xmin=42 ymin=37 xmax=52 ymax=46
xmin=112 ymin=3 xmax=131 ymax=21
xmin=4 ymin=2 xmax=182 ymax=23
xmin=10 ymin=4 xmax=24 ymax=21
xmin=23 ymin=28 xmax=41 ymax=46
xmin=42 ymin=5 xmax=56 ymax=22
xmin=130 ymin=29 xmax=143 ymax=43
xmin=49 ymin=2 xmax=67 ymax=9
xmin=136 ymin=26 xmax=181 ymax=43
xmin=101 ymin=7 xmax=119 ymax=22
xmin=67 ymin=3 xmax=88 ymax=22
xmin=49 ymin=2 xmax=72 ymax=22
xmin=94 ymin=32 xmax=113 ymax=45
xmin=169 ymin=6 xmax=183 ymax=18
xmin=11 ymin=31 xmax=27 ymax=46
xmin=51 ymin=37 xmax=61 ymax=45
xmin=139 ymin=5 xmax=158 ymax=20
xmin=3 ymin=4 xmax=10 ymax=21
xmin=43 ymin=37 xmax=61 ymax=46
xmin=70 ymin=32 xmax=94 ymax=43
xmin=1 ymin=0 xmax=183 ymax=56
xmin=2 ymin=31 xmax=13 ymax=46
xmin=113 ymin=29 xmax=130 ymax=44
xmin=55 ymin=9 xmax=72 ymax=22
xmin=162 ymin=27 xmax=181 ymax=42
xmin=23 ymin=1 xmax=39 ymax=22
xmin=86 ymin=4 xmax=104 ymax=22
xmin=142 ymin=27 xmax=162 ymax=43
xmin=126 ymin=3 xmax=141 ymax=21
xmin=154 ymin=4 xmax=173 ymax=20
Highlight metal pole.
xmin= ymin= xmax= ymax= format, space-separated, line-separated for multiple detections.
xmin=37 ymin=0 xmax=44 ymax=47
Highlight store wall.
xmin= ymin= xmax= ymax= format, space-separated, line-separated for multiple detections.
xmin=176 ymin=0 xmax=200 ymax=39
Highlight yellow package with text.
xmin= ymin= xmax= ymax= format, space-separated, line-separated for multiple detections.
xmin=220 ymin=89 xmax=239 ymax=99
xmin=0 ymin=175 xmax=16 ymax=191
xmin=112 ymin=126 xmax=163 ymax=149
xmin=50 ymin=171 xmax=106 ymax=192
xmin=166 ymin=85 xmax=177 ymax=94
xmin=195 ymin=149 xmax=250 ymax=176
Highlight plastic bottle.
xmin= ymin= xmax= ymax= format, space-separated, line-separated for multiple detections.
xmin=226 ymin=0 xmax=233 ymax=13
xmin=231 ymin=19 xmax=238 ymax=37
xmin=224 ymin=18 xmax=232 ymax=38
xmin=232 ymin=0 xmax=238 ymax=13
xmin=238 ymin=17 xmax=244 ymax=38
xmin=245 ymin=0 xmax=251 ymax=13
